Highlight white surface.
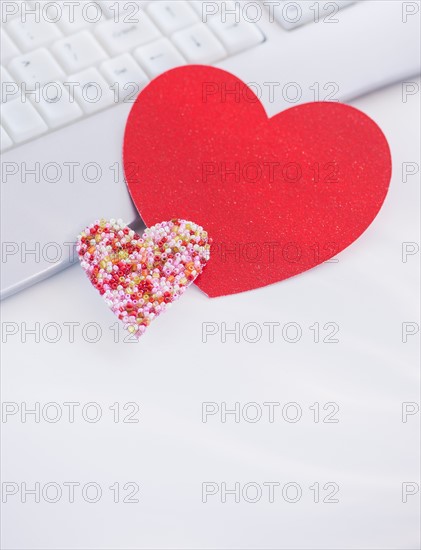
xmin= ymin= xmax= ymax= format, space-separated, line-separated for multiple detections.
xmin=1 ymin=78 xmax=420 ymax=549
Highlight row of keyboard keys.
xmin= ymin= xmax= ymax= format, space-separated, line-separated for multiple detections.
xmin=15 ymin=0 xmax=200 ymax=39
xmin=3 ymin=4 xmax=265 ymax=77
xmin=3 ymin=24 xmax=230 ymax=96
xmin=2 ymin=39 xmax=187 ymax=104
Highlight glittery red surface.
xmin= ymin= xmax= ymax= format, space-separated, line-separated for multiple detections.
xmin=123 ymin=66 xmax=391 ymax=297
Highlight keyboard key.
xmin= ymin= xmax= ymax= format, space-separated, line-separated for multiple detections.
xmin=271 ymin=0 xmax=355 ymax=30
xmin=1 ymin=98 xmax=48 ymax=143
xmin=8 ymin=48 xmax=65 ymax=89
xmin=1 ymin=126 xmax=14 ymax=152
xmin=134 ymin=38 xmax=186 ymax=78
xmin=7 ymin=13 xmax=62 ymax=52
xmin=208 ymin=18 xmax=264 ymax=55
xmin=1 ymin=30 xmax=20 ymax=65
xmin=147 ymin=1 xmax=198 ymax=34
xmin=51 ymin=31 xmax=107 ymax=73
xmin=94 ymin=14 xmax=161 ymax=56
xmin=100 ymin=53 xmax=149 ymax=101
xmin=54 ymin=0 xmax=105 ymax=34
xmin=172 ymin=23 xmax=226 ymax=64
xmin=67 ymin=67 xmax=114 ymax=114
xmin=0 ymin=66 xmax=20 ymax=103
xmin=31 ymin=81 xmax=83 ymax=128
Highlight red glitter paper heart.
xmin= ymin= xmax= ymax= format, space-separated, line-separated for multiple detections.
xmin=123 ymin=66 xmax=391 ymax=297
xmin=77 ymin=219 xmax=210 ymax=338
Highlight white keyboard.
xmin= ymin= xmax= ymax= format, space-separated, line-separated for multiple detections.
xmin=0 ymin=0 xmax=361 ymax=152
xmin=0 ymin=0 xmax=269 ymax=150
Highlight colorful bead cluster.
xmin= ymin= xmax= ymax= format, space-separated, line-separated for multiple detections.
xmin=77 ymin=218 xmax=210 ymax=338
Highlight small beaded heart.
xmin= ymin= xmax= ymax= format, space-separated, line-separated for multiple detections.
xmin=77 ymin=218 xmax=210 ymax=339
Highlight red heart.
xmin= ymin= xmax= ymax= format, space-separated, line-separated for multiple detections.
xmin=123 ymin=66 xmax=391 ymax=297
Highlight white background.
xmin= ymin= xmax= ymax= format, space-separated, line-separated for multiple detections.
xmin=1 ymin=78 xmax=420 ymax=549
